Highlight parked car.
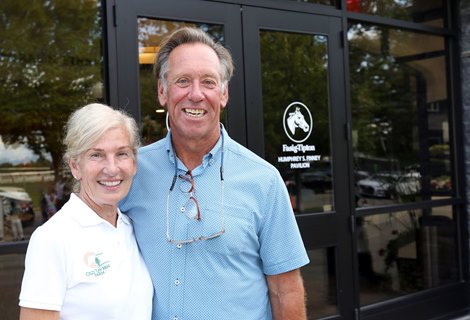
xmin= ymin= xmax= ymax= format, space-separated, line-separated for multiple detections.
xmin=301 ymin=170 xmax=332 ymax=191
xmin=394 ymin=172 xmax=421 ymax=196
xmin=357 ymin=173 xmax=396 ymax=198
xmin=357 ymin=172 xmax=422 ymax=199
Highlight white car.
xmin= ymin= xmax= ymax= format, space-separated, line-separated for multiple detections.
xmin=357 ymin=173 xmax=396 ymax=198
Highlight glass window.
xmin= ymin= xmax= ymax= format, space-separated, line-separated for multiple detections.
xmin=0 ymin=253 xmax=25 ymax=319
xmin=0 ymin=0 xmax=104 ymax=243
xmin=357 ymin=206 xmax=458 ymax=305
xmin=137 ymin=19 xmax=225 ymax=145
xmin=346 ymin=0 xmax=446 ymax=28
xmin=348 ymin=24 xmax=452 ymax=208
xmin=302 ymin=248 xmax=338 ymax=319
xmin=260 ymin=30 xmax=334 ymax=214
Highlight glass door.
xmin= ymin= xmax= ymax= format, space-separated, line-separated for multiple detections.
xmin=241 ymin=7 xmax=353 ymax=319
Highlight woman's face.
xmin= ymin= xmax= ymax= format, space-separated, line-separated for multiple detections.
xmin=69 ymin=126 xmax=137 ymax=212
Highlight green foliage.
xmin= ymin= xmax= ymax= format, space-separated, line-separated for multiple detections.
xmin=0 ymin=0 xmax=103 ymax=174
xmin=349 ymin=24 xmax=419 ymax=165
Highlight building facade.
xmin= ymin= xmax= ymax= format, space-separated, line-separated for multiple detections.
xmin=1 ymin=0 xmax=469 ymax=319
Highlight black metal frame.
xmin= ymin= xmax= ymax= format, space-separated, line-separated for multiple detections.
xmin=1 ymin=0 xmax=466 ymax=319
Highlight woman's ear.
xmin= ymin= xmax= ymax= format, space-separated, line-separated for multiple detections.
xmin=68 ymin=158 xmax=81 ymax=180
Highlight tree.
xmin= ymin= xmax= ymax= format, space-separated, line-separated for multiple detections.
xmin=0 ymin=0 xmax=103 ymax=175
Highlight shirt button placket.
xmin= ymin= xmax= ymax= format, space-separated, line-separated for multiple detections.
xmin=169 ymin=243 xmax=185 ymax=320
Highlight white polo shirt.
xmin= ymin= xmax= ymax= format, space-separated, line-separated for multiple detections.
xmin=20 ymin=193 xmax=153 ymax=320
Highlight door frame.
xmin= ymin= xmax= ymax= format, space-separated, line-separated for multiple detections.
xmin=241 ymin=6 xmax=355 ymax=319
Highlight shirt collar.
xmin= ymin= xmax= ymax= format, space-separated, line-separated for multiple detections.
xmin=165 ymin=123 xmax=225 ymax=172
xmin=68 ymin=193 xmax=130 ymax=227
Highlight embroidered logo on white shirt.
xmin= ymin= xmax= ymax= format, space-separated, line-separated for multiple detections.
xmin=83 ymin=251 xmax=111 ymax=277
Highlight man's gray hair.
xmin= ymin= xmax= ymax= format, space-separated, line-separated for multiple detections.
xmin=154 ymin=27 xmax=234 ymax=93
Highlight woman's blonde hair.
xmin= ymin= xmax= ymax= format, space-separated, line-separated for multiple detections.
xmin=63 ymin=103 xmax=140 ymax=190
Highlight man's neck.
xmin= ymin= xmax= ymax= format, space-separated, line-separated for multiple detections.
xmin=172 ymin=133 xmax=220 ymax=171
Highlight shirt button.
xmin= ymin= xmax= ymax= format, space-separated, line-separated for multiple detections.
xmin=176 ymin=243 xmax=183 ymax=249
xmin=173 ymin=317 xmax=178 ymax=320
xmin=180 ymin=206 xmax=186 ymax=212
xmin=175 ymin=279 xmax=180 ymax=285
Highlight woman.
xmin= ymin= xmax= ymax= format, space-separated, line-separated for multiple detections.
xmin=19 ymin=103 xmax=153 ymax=320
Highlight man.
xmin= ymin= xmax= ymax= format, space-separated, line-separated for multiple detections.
xmin=120 ymin=27 xmax=309 ymax=320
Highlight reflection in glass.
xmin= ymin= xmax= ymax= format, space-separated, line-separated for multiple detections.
xmin=357 ymin=206 xmax=458 ymax=306
xmin=302 ymin=248 xmax=337 ymax=319
xmin=348 ymin=24 xmax=452 ymax=208
xmin=137 ymin=19 xmax=225 ymax=145
xmin=260 ymin=31 xmax=333 ymax=214
xmin=0 ymin=0 xmax=103 ymax=243
xmin=0 ymin=254 xmax=25 ymax=319
xmin=346 ymin=0 xmax=445 ymax=27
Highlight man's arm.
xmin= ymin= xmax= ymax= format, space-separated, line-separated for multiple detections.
xmin=266 ymin=268 xmax=307 ymax=320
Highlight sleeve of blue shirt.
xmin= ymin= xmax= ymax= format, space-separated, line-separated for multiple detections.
xmin=258 ymin=169 xmax=310 ymax=275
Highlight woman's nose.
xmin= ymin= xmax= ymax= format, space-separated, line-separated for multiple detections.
xmin=103 ymin=156 xmax=119 ymax=175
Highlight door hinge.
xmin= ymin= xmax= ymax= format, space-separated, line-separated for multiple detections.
xmin=113 ymin=5 xmax=117 ymax=27
xmin=351 ymin=215 xmax=356 ymax=234
xmin=344 ymin=122 xmax=351 ymax=141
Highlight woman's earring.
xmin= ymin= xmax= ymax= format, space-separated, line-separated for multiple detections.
xmin=166 ymin=112 xmax=170 ymax=131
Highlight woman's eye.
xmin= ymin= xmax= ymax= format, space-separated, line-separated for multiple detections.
xmin=117 ymin=151 xmax=130 ymax=159
xmin=90 ymin=153 xmax=102 ymax=159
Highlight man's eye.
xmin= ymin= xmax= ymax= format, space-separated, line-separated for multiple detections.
xmin=202 ymin=79 xmax=217 ymax=89
xmin=90 ymin=153 xmax=102 ymax=159
xmin=176 ymin=79 xmax=190 ymax=87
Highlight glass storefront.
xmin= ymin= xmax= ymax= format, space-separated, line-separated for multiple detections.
xmin=349 ymin=24 xmax=451 ymax=207
xmin=357 ymin=206 xmax=458 ymax=305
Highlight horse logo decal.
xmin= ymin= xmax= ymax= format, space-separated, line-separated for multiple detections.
xmin=283 ymin=102 xmax=313 ymax=143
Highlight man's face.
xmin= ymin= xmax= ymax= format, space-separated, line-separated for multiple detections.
xmin=158 ymin=43 xmax=228 ymax=144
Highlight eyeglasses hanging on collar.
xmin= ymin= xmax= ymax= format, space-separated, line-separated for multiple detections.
xmin=166 ymin=129 xmax=225 ymax=245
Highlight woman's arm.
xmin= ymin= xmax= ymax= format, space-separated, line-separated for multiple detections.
xmin=19 ymin=307 xmax=60 ymax=320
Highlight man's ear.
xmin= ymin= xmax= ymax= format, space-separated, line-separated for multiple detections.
xmin=158 ymin=80 xmax=167 ymax=106
xmin=220 ymin=84 xmax=229 ymax=109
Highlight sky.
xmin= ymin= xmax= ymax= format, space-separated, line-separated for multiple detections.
xmin=0 ymin=136 xmax=39 ymax=165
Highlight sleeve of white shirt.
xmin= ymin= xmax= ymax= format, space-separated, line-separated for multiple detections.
xmin=19 ymin=225 xmax=67 ymax=311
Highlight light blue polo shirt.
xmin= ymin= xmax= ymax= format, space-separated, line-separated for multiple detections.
xmin=120 ymin=125 xmax=309 ymax=320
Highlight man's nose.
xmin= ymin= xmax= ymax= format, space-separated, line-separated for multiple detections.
xmin=188 ymin=80 xmax=204 ymax=101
